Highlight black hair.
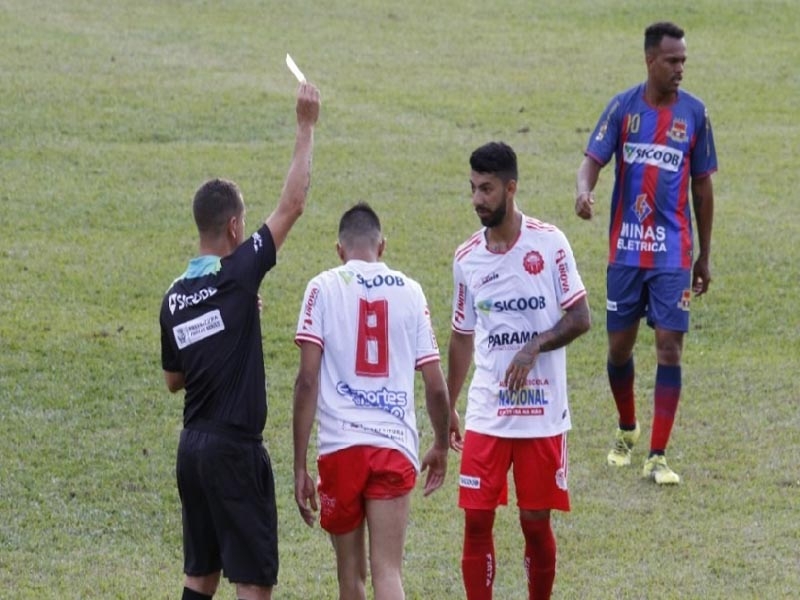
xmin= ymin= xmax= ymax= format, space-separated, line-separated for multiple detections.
xmin=338 ymin=201 xmax=382 ymax=248
xmin=644 ymin=22 xmax=685 ymax=52
xmin=469 ymin=142 xmax=518 ymax=184
xmin=192 ymin=178 xmax=244 ymax=236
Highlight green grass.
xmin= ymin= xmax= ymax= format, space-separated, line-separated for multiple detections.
xmin=1 ymin=0 xmax=798 ymax=598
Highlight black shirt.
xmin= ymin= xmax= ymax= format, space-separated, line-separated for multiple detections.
xmin=160 ymin=224 xmax=277 ymax=436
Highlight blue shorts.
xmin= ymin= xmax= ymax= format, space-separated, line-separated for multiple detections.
xmin=606 ymin=264 xmax=692 ymax=332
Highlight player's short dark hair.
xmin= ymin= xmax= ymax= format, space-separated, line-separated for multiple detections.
xmin=338 ymin=202 xmax=382 ymax=248
xmin=470 ymin=142 xmax=518 ymax=184
xmin=192 ymin=178 xmax=244 ymax=236
xmin=644 ymin=22 xmax=685 ymax=52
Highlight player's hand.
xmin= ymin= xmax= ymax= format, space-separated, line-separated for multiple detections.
xmin=294 ymin=469 xmax=318 ymax=527
xmin=692 ymin=256 xmax=712 ymax=296
xmin=420 ymin=445 xmax=448 ymax=497
xmin=575 ymin=191 xmax=594 ymax=220
xmin=296 ymin=82 xmax=320 ymax=128
xmin=505 ymin=343 xmax=540 ymax=391
xmin=449 ymin=408 xmax=463 ymax=452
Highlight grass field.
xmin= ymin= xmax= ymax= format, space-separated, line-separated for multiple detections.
xmin=1 ymin=0 xmax=798 ymax=598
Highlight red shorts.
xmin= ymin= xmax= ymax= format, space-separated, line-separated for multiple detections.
xmin=458 ymin=430 xmax=570 ymax=512
xmin=317 ymin=446 xmax=416 ymax=535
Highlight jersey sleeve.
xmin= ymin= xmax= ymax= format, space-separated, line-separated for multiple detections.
xmin=550 ymin=230 xmax=587 ymax=309
xmin=690 ymin=104 xmax=718 ymax=178
xmin=451 ymin=257 xmax=476 ymax=333
xmin=294 ymin=276 xmax=324 ymax=349
xmin=412 ymin=282 xmax=441 ymax=369
xmin=160 ymin=299 xmax=182 ymax=372
xmin=585 ymin=94 xmax=624 ymax=167
xmin=224 ymin=224 xmax=278 ymax=294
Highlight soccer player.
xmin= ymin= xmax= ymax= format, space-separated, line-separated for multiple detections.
xmin=575 ymin=21 xmax=718 ymax=484
xmin=448 ymin=142 xmax=591 ymax=600
xmin=292 ymin=202 xmax=450 ymax=600
xmin=159 ymin=82 xmax=320 ymax=600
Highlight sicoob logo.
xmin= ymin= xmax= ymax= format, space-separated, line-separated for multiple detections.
xmin=169 ymin=287 xmax=218 ymax=314
xmin=478 ymin=296 xmax=546 ymax=313
xmin=623 ymin=143 xmax=683 ymax=173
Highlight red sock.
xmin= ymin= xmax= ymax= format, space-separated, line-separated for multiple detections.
xmin=607 ymin=358 xmax=636 ymax=428
xmin=651 ymin=364 xmax=681 ymax=453
xmin=462 ymin=509 xmax=496 ymax=600
xmin=521 ymin=516 xmax=557 ymax=600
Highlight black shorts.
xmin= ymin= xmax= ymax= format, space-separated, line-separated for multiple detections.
xmin=176 ymin=428 xmax=278 ymax=586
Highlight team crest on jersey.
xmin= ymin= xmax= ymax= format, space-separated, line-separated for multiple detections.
xmin=667 ymin=118 xmax=688 ymax=143
xmin=633 ymin=194 xmax=652 ymax=222
xmin=678 ymin=289 xmax=692 ymax=311
xmin=522 ymin=250 xmax=544 ymax=275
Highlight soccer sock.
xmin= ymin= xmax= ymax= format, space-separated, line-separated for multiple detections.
xmin=182 ymin=587 xmax=212 ymax=600
xmin=462 ymin=509 xmax=496 ymax=600
xmin=607 ymin=357 xmax=636 ymax=428
xmin=521 ymin=516 xmax=557 ymax=600
xmin=651 ymin=364 xmax=681 ymax=454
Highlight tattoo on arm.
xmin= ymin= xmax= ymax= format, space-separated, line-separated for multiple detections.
xmin=532 ymin=299 xmax=591 ymax=353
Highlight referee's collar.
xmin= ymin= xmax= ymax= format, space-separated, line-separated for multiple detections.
xmin=182 ymin=255 xmax=222 ymax=279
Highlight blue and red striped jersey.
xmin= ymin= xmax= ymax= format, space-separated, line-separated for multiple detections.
xmin=585 ymin=83 xmax=717 ymax=269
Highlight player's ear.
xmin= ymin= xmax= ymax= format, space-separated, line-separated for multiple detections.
xmin=506 ymin=179 xmax=517 ymax=197
xmin=336 ymin=242 xmax=346 ymax=263
xmin=227 ymin=215 xmax=238 ymax=239
xmin=378 ymin=237 xmax=386 ymax=258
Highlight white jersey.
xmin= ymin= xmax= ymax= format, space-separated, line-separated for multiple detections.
xmin=295 ymin=259 xmax=441 ymax=470
xmin=451 ymin=215 xmax=587 ymax=438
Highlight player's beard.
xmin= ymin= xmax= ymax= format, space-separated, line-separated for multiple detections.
xmin=477 ymin=192 xmax=508 ymax=228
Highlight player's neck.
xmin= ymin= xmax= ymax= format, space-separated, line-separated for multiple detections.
xmin=644 ymin=84 xmax=677 ymax=107
xmin=343 ymin=250 xmax=380 ymax=263
xmin=485 ymin=210 xmax=522 ymax=253
xmin=198 ymin=237 xmax=235 ymax=259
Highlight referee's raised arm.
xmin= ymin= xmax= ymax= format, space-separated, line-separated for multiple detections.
xmin=265 ymin=81 xmax=321 ymax=251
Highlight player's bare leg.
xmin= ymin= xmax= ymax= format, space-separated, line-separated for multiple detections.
xmin=607 ymin=323 xmax=639 ymax=365
xmin=366 ymin=494 xmax=411 ymax=600
xmin=331 ymin=521 xmax=368 ymax=600
xmin=654 ymin=328 xmax=683 ymax=366
xmin=235 ymin=583 xmax=273 ymax=600
xmin=184 ymin=573 xmax=220 ymax=599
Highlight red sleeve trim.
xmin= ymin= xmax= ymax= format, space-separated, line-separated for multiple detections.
xmin=294 ymin=334 xmax=323 ymax=349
